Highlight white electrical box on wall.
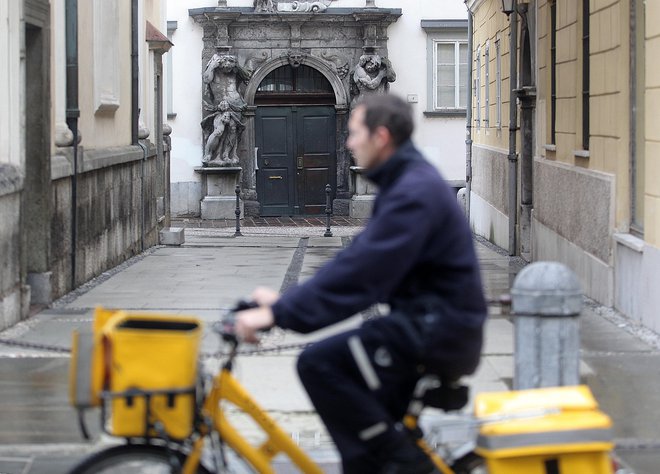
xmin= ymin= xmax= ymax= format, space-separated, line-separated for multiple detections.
xmin=407 ymin=94 xmax=419 ymax=103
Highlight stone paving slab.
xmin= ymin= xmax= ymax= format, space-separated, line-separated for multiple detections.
xmin=0 ymin=231 xmax=658 ymax=472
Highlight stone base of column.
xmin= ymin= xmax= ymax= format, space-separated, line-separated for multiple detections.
xmin=194 ymin=166 xmax=244 ymax=220
xmin=349 ymin=195 xmax=375 ymax=218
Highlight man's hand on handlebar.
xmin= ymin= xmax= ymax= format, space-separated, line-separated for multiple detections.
xmin=251 ymin=287 xmax=280 ymax=306
xmin=235 ymin=287 xmax=280 ymax=343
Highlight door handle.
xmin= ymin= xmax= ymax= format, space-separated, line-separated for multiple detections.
xmin=268 ymin=176 xmax=283 ymax=180
xmin=297 ymin=156 xmax=303 ymax=169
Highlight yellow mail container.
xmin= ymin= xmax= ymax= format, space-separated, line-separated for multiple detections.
xmin=69 ymin=307 xmax=131 ymax=409
xmin=475 ymin=385 xmax=614 ymax=474
xmin=102 ymin=310 xmax=202 ymax=439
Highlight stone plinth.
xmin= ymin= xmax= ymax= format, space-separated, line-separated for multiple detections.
xmin=349 ymin=166 xmax=377 ymax=218
xmin=159 ymin=227 xmax=185 ymax=246
xmin=194 ymin=166 xmax=243 ymax=219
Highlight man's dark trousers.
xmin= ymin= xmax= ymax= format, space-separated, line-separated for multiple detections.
xmin=297 ymin=325 xmax=422 ymax=473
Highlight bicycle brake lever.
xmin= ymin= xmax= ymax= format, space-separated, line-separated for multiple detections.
xmin=232 ymin=299 xmax=259 ymax=311
xmin=215 ymin=300 xmax=259 ymax=343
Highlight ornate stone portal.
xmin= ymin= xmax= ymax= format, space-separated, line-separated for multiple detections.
xmin=190 ymin=6 xmax=401 ymax=216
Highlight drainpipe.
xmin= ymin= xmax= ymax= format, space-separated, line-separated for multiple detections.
xmin=507 ymin=1 xmax=519 ymax=256
xmin=138 ymin=139 xmax=147 ymax=252
xmin=132 ymin=0 xmax=146 ymax=251
xmin=65 ymin=0 xmax=79 ymax=289
xmin=465 ymin=9 xmax=474 ymax=223
xmin=131 ymin=0 xmax=139 ymax=145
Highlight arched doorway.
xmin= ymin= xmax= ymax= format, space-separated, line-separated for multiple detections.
xmin=254 ymin=65 xmax=337 ymax=216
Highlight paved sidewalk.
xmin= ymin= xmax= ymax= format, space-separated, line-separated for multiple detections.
xmin=0 ymin=227 xmax=658 ymax=473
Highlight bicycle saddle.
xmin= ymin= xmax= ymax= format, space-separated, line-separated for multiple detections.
xmin=410 ymin=376 xmax=469 ymax=413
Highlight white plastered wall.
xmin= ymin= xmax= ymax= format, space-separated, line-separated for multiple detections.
xmin=0 ymin=0 xmax=25 ymax=168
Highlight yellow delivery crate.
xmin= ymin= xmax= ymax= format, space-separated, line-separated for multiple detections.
xmin=69 ymin=307 xmax=128 ymax=409
xmin=475 ymin=385 xmax=614 ymax=474
xmin=102 ymin=310 xmax=202 ymax=439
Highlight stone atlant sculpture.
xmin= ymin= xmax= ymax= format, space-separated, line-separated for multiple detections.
xmin=201 ymin=51 xmax=252 ymax=167
xmin=254 ymin=0 xmax=275 ymax=13
xmin=350 ymin=48 xmax=396 ymax=107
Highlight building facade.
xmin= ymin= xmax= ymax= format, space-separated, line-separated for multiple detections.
xmin=0 ymin=0 xmax=171 ymax=330
xmin=166 ymin=0 xmax=469 ymax=218
xmin=468 ymin=0 xmax=660 ymax=333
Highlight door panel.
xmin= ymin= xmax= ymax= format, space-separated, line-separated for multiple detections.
xmin=297 ymin=108 xmax=336 ymax=215
xmin=256 ymin=106 xmax=336 ymax=216
xmin=256 ymin=108 xmax=294 ymax=216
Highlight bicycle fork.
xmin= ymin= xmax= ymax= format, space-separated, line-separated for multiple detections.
xmin=403 ymin=415 xmax=455 ymax=474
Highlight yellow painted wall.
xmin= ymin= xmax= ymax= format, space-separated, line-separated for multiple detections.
xmin=646 ymin=0 xmax=660 ymax=245
xmin=537 ymin=0 xmax=631 ymax=229
xmin=77 ymin=1 xmax=132 ymax=149
xmin=471 ymin=0 xmax=511 ymax=151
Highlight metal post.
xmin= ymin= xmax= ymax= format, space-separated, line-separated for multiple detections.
xmin=324 ymin=184 xmax=333 ymax=237
xmin=234 ymin=185 xmax=242 ymax=237
xmin=511 ymin=262 xmax=582 ymax=390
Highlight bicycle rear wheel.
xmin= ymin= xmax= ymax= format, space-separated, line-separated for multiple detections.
xmin=69 ymin=444 xmax=212 ymax=474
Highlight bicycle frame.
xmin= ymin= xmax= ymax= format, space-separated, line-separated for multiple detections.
xmin=181 ymin=365 xmax=324 ymax=474
xmin=403 ymin=415 xmax=459 ymax=474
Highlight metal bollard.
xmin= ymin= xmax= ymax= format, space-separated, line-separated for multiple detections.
xmin=234 ymin=185 xmax=242 ymax=237
xmin=511 ymin=261 xmax=582 ymax=390
xmin=324 ymin=184 xmax=333 ymax=237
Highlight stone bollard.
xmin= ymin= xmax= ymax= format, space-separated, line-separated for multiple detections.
xmin=511 ymin=261 xmax=582 ymax=390
xmin=457 ymin=188 xmax=467 ymax=215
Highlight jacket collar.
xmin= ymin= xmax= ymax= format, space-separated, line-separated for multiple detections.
xmin=365 ymin=140 xmax=419 ymax=189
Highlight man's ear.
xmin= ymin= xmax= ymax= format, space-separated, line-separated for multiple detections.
xmin=373 ymin=125 xmax=393 ymax=148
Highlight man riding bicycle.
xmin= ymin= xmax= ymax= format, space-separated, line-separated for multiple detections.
xmin=236 ymin=94 xmax=487 ymax=474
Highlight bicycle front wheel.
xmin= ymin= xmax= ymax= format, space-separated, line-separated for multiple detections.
xmin=69 ymin=444 xmax=212 ymax=474
xmin=451 ymin=451 xmax=486 ymax=474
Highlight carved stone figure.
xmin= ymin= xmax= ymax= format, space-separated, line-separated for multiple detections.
xmin=201 ymin=52 xmax=252 ymax=166
xmin=320 ymin=51 xmax=350 ymax=80
xmin=278 ymin=1 xmax=328 ymax=12
xmin=287 ymin=50 xmax=306 ymax=68
xmin=350 ymin=52 xmax=396 ymax=107
xmin=254 ymin=0 xmax=275 ymax=13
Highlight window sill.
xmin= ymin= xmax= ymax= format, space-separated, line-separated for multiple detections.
xmin=573 ymin=149 xmax=590 ymax=158
xmin=543 ymin=144 xmax=557 ymax=152
xmin=613 ymin=233 xmax=644 ymax=253
xmin=424 ymin=109 xmax=467 ymax=117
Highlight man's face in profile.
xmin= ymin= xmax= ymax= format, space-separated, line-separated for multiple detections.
xmin=347 ymin=106 xmax=381 ymax=170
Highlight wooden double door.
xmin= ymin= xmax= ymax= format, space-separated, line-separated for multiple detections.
xmin=256 ymin=106 xmax=336 ymax=216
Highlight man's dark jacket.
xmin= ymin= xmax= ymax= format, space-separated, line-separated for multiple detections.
xmin=272 ymin=140 xmax=487 ymax=376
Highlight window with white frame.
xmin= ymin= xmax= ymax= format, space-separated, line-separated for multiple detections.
xmin=496 ymin=38 xmax=502 ymax=128
xmin=484 ymin=42 xmax=490 ymax=127
xmin=476 ymin=45 xmax=481 ymax=127
xmin=421 ymin=20 xmax=468 ymax=116
xmin=433 ymin=40 xmax=468 ymax=109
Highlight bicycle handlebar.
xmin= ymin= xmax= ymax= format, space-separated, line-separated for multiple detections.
xmin=213 ymin=299 xmax=269 ymax=346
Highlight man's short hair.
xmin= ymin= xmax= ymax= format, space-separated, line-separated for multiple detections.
xmin=356 ymin=94 xmax=414 ymax=147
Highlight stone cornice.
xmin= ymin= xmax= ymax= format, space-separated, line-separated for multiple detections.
xmin=421 ymin=19 xmax=468 ymax=30
xmin=189 ymin=7 xmax=402 ymax=25
xmin=465 ymin=0 xmax=488 ymax=14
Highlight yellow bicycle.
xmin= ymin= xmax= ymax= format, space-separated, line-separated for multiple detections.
xmin=68 ymin=305 xmax=619 ymax=474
